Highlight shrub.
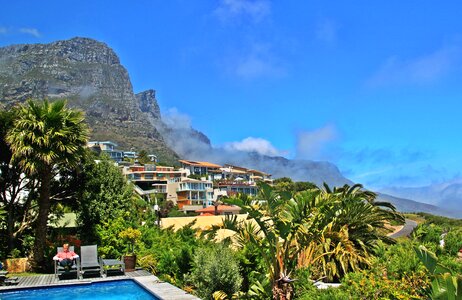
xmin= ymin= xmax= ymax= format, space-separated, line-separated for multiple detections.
xmin=189 ymin=243 xmax=242 ymax=299
xmin=138 ymin=254 xmax=157 ymax=274
xmin=341 ymin=269 xmax=430 ymax=299
xmin=297 ymin=287 xmax=350 ymax=300
xmin=417 ymin=223 xmax=444 ymax=245
xmin=136 ymin=223 xmax=202 ymax=286
xmin=373 ymin=240 xmax=425 ymax=279
xmin=443 ymin=228 xmax=462 ymax=256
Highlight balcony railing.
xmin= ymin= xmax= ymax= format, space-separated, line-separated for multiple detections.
xmin=216 ymin=180 xmax=255 ymax=186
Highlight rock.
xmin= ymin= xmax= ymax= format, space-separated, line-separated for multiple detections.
xmin=0 ymin=37 xmax=178 ymax=164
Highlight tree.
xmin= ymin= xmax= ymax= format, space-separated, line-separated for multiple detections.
xmin=6 ymin=99 xmax=89 ymax=271
xmin=219 ymin=183 xmax=403 ymax=299
xmin=222 ymin=183 xmax=319 ymax=300
xmin=76 ymin=153 xmax=140 ymax=245
xmin=273 ymin=177 xmax=295 ymax=193
xmin=298 ymin=184 xmax=404 ymax=281
xmin=0 ymin=109 xmax=36 ymax=258
xmin=137 ymin=149 xmax=150 ymax=164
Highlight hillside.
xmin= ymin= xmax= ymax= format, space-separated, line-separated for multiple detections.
xmin=377 ymin=192 xmax=462 ymax=219
xmin=0 ymin=37 xmax=179 ymax=164
xmin=1 ymin=37 xmax=459 ymax=218
xmin=0 ymin=37 xmax=352 ymax=186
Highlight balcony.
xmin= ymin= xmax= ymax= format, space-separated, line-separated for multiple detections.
xmin=216 ymin=180 xmax=255 ymax=187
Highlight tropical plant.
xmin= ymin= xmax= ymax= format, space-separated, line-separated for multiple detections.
xmin=6 ymin=99 xmax=89 ymax=271
xmin=298 ymin=184 xmax=404 ymax=282
xmin=215 ymin=183 xmax=403 ymax=299
xmin=442 ymin=228 xmax=462 ymax=256
xmin=137 ymin=149 xmax=150 ymax=164
xmin=219 ymin=184 xmax=322 ymax=300
xmin=415 ymin=245 xmax=462 ymax=299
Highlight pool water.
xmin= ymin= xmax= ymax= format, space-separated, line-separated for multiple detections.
xmin=0 ymin=279 xmax=159 ymax=300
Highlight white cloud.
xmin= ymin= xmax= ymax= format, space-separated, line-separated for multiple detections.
xmin=19 ymin=27 xmax=41 ymax=38
xmin=315 ymin=19 xmax=338 ymax=44
xmin=162 ymin=108 xmax=192 ymax=130
xmin=367 ymin=43 xmax=462 ymax=87
xmin=296 ymin=124 xmax=337 ymax=160
xmin=224 ymin=137 xmax=281 ymax=156
xmin=214 ymin=0 xmax=271 ymax=23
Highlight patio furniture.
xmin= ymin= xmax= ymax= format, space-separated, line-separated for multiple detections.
xmin=79 ymin=245 xmax=103 ymax=278
xmin=102 ymin=258 xmax=125 ymax=277
xmin=54 ymin=245 xmax=80 ymax=279
xmin=0 ymin=270 xmax=19 ymax=286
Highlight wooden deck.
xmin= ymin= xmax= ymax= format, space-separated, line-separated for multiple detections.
xmin=0 ymin=269 xmax=200 ymax=300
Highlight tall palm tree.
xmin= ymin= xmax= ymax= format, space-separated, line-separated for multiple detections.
xmin=6 ymin=99 xmax=89 ymax=271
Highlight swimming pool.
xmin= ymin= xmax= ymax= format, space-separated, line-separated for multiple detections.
xmin=0 ymin=279 xmax=160 ymax=300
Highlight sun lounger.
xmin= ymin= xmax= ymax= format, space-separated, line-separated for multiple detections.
xmin=0 ymin=270 xmax=19 ymax=286
xmin=79 ymin=245 xmax=103 ymax=278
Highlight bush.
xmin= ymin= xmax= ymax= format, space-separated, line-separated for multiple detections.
xmin=443 ymin=228 xmax=462 ymax=256
xmin=416 ymin=223 xmax=444 ymax=245
xmin=373 ymin=240 xmax=425 ymax=279
xmin=189 ymin=243 xmax=242 ymax=299
xmin=297 ymin=287 xmax=350 ymax=300
xmin=136 ymin=223 xmax=201 ymax=286
xmin=341 ymin=269 xmax=430 ymax=299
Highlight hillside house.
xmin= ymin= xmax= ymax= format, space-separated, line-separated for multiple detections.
xmin=87 ymin=141 xmax=124 ymax=162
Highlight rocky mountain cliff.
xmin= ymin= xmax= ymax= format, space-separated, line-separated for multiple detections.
xmin=1 ymin=37 xmax=459 ymax=217
xmin=0 ymin=37 xmax=353 ymax=186
xmin=0 ymin=37 xmax=178 ymax=164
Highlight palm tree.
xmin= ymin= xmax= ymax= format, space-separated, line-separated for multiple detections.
xmin=220 ymin=183 xmax=322 ymax=300
xmin=217 ymin=183 xmax=403 ymax=298
xmin=6 ymin=99 xmax=89 ymax=271
xmin=298 ymin=183 xmax=404 ymax=281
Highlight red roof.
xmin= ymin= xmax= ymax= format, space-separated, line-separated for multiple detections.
xmin=198 ymin=212 xmax=215 ymax=216
xmin=195 ymin=205 xmax=241 ymax=214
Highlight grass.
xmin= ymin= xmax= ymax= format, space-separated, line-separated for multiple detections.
xmin=403 ymin=213 xmax=426 ymax=224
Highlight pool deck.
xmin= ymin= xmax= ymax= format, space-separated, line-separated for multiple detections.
xmin=0 ymin=269 xmax=200 ymax=300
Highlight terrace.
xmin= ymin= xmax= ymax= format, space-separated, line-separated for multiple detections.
xmin=0 ymin=270 xmax=198 ymax=300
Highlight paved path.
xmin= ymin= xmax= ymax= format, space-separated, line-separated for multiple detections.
xmin=389 ymin=219 xmax=418 ymax=238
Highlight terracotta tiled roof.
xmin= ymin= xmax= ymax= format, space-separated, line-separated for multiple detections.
xmin=179 ymin=160 xmax=222 ymax=168
xmin=196 ymin=205 xmax=241 ymax=213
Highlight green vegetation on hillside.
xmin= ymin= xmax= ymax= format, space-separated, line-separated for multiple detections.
xmin=1 ymin=101 xmax=461 ymax=299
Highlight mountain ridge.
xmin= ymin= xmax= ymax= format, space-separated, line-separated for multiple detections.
xmin=1 ymin=37 xmax=459 ymax=218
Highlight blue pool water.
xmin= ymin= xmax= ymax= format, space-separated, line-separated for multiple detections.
xmin=0 ymin=280 xmax=159 ymax=300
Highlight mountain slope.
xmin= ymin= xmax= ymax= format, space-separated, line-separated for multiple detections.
xmin=376 ymin=193 xmax=461 ymax=219
xmin=1 ymin=37 xmax=458 ymax=218
xmin=380 ymin=179 xmax=462 ymax=217
xmin=0 ymin=37 xmax=178 ymax=164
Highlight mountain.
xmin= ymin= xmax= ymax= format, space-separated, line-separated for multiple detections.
xmin=0 ymin=37 xmax=179 ymax=164
xmin=381 ymin=179 xmax=462 ymax=217
xmin=376 ymin=192 xmax=462 ymax=219
xmin=1 ymin=37 xmax=459 ymax=218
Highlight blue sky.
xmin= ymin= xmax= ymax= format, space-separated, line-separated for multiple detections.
xmin=1 ymin=0 xmax=462 ymax=189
